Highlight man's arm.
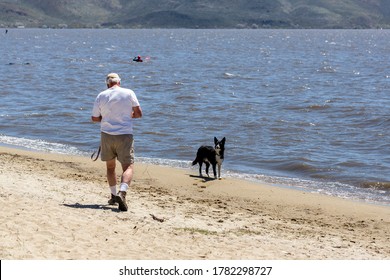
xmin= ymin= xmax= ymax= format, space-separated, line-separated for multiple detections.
xmin=132 ymin=106 xmax=143 ymax=118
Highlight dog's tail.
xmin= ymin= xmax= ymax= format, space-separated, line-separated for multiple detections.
xmin=192 ymin=158 xmax=198 ymax=166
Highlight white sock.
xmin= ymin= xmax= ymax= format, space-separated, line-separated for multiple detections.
xmin=110 ymin=185 xmax=117 ymax=195
xmin=120 ymin=183 xmax=129 ymax=192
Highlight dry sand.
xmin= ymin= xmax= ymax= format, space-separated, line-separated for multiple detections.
xmin=0 ymin=146 xmax=389 ymax=260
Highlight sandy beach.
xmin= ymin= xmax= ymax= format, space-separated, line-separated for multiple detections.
xmin=0 ymin=146 xmax=389 ymax=260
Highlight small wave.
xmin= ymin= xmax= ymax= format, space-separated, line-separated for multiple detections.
xmin=241 ymin=121 xmax=260 ymax=129
xmin=142 ymin=131 xmax=170 ymax=137
xmin=308 ymin=104 xmax=331 ymax=110
xmin=338 ymin=160 xmax=366 ymax=168
xmin=223 ymin=169 xmax=389 ymax=205
xmin=284 ymin=104 xmax=330 ymax=111
xmin=138 ymin=157 xmax=192 ymax=169
xmin=23 ymin=112 xmax=49 ymax=118
xmin=277 ymin=162 xmax=317 ymax=173
xmin=294 ymin=85 xmax=311 ymax=92
xmin=317 ymin=65 xmax=336 ymax=73
xmin=223 ymin=72 xmax=237 ymax=78
xmin=360 ymin=181 xmax=390 ymax=190
xmin=56 ymin=112 xmax=76 ymax=117
xmin=175 ymin=94 xmax=197 ymax=101
xmin=0 ymin=135 xmax=85 ymax=156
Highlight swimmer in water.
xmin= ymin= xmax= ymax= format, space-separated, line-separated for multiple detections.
xmin=133 ymin=55 xmax=143 ymax=62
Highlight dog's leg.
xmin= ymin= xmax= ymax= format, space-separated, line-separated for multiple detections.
xmin=205 ymin=162 xmax=210 ymax=177
xmin=198 ymin=162 xmax=203 ymax=177
xmin=212 ymin=163 xmax=217 ymax=179
xmin=217 ymin=164 xmax=221 ymax=179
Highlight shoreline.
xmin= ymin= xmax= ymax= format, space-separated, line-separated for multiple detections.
xmin=0 ymin=146 xmax=389 ymax=259
xmin=2 ymin=140 xmax=388 ymax=207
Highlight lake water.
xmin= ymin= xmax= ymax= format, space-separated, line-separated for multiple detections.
xmin=1 ymin=28 xmax=389 ymax=205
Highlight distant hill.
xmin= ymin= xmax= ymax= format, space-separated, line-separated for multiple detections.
xmin=1 ymin=0 xmax=390 ymax=29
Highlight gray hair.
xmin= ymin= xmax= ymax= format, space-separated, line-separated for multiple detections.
xmin=106 ymin=77 xmax=121 ymax=84
xmin=106 ymin=73 xmax=121 ymax=85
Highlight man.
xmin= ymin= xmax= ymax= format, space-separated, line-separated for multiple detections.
xmin=92 ymin=73 xmax=142 ymax=211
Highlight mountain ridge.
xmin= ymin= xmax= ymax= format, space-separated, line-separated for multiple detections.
xmin=1 ymin=0 xmax=390 ymax=29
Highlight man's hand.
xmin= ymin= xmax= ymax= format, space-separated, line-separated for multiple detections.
xmin=91 ymin=116 xmax=102 ymax=122
xmin=132 ymin=106 xmax=143 ymax=119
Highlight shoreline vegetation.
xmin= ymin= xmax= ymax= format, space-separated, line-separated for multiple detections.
xmin=2 ymin=0 xmax=390 ymax=30
xmin=0 ymin=146 xmax=389 ymax=259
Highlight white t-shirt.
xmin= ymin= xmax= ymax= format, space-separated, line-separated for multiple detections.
xmin=92 ymin=86 xmax=140 ymax=135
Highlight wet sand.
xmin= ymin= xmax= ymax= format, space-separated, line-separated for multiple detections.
xmin=0 ymin=146 xmax=389 ymax=259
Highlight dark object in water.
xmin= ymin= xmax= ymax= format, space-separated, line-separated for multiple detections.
xmin=133 ymin=55 xmax=143 ymax=62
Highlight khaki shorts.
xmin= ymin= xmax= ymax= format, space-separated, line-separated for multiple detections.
xmin=100 ymin=132 xmax=134 ymax=165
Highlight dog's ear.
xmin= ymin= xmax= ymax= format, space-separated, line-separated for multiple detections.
xmin=221 ymin=137 xmax=226 ymax=144
xmin=214 ymin=137 xmax=218 ymax=144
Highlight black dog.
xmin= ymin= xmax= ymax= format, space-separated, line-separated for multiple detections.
xmin=192 ymin=137 xmax=226 ymax=179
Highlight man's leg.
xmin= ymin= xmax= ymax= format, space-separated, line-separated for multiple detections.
xmin=106 ymin=158 xmax=117 ymax=186
xmin=116 ymin=163 xmax=133 ymax=212
xmin=121 ymin=163 xmax=134 ymax=186
xmin=106 ymin=159 xmax=117 ymax=205
xmin=115 ymin=134 xmax=134 ymax=212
